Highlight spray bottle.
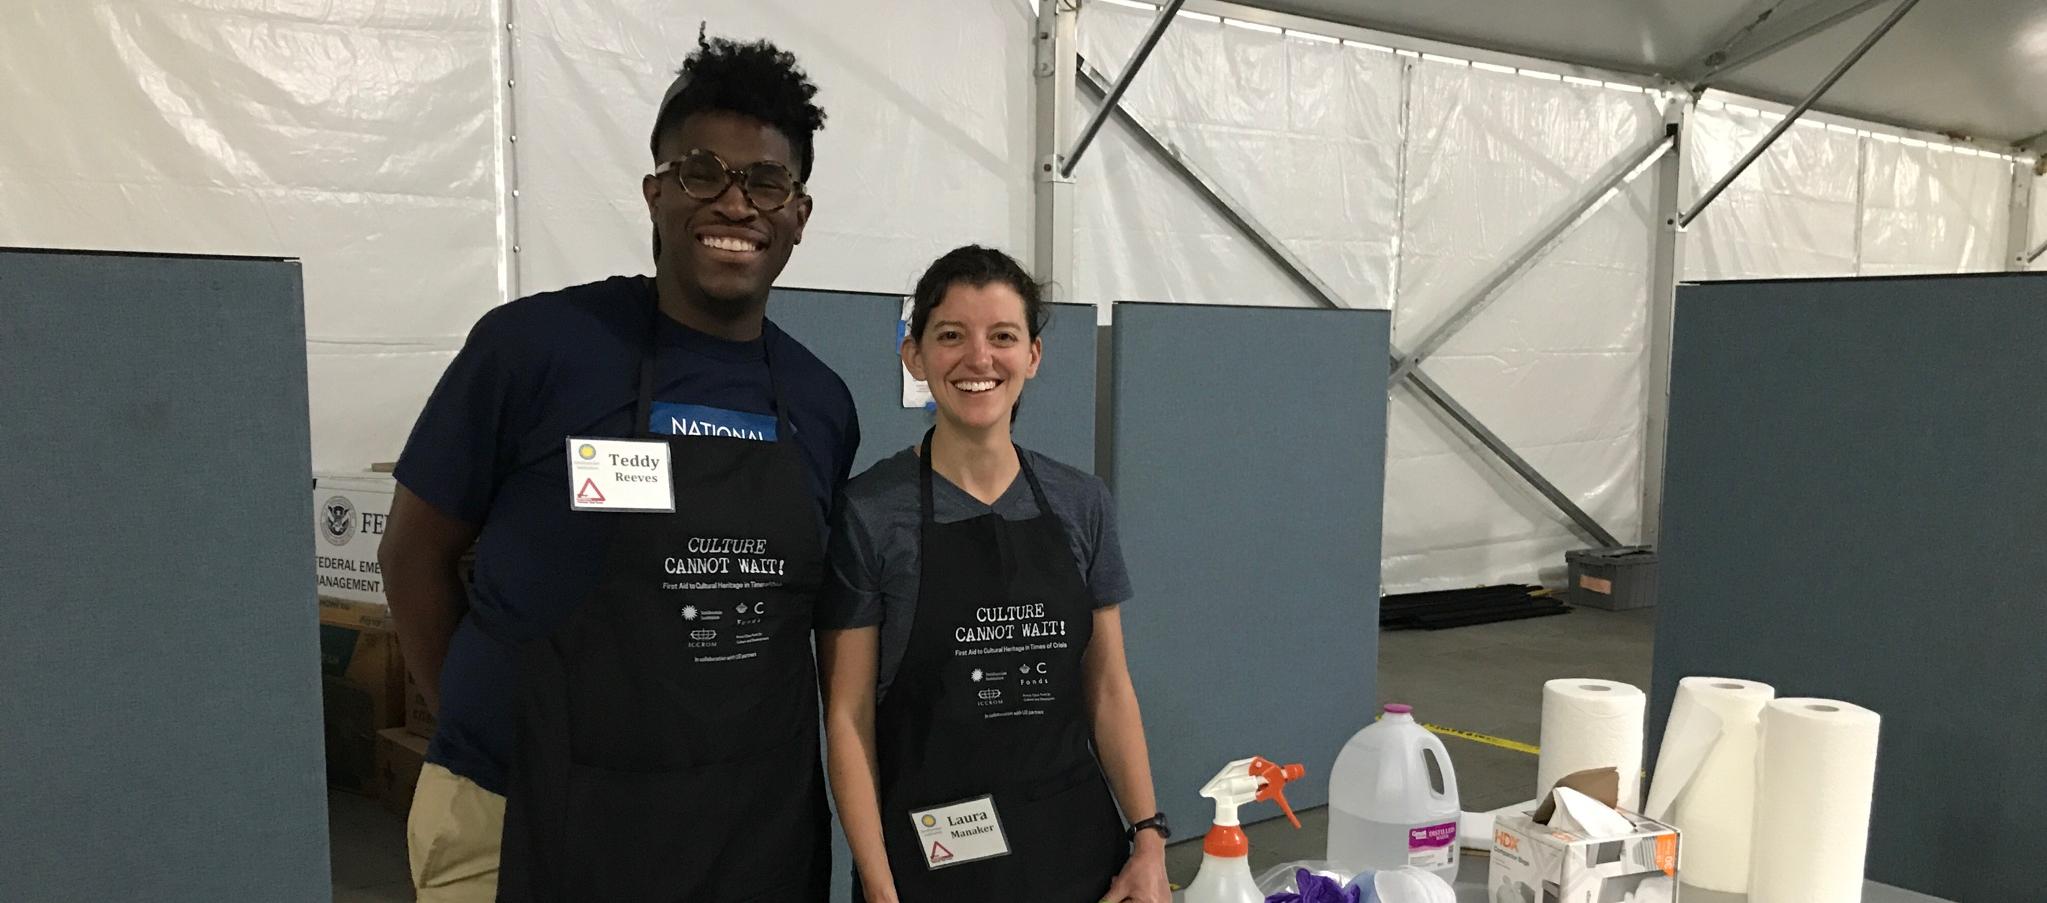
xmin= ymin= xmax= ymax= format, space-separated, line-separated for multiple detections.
xmin=1183 ymin=756 xmax=1308 ymax=903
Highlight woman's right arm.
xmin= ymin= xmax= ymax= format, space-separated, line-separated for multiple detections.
xmin=820 ymin=626 xmax=897 ymax=903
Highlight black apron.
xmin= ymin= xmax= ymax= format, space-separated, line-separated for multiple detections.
xmin=862 ymin=430 xmax=1128 ymax=902
xmin=497 ymin=305 xmax=830 ymax=902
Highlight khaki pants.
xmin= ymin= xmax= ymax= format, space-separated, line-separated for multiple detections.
xmin=408 ymin=763 xmax=505 ymax=903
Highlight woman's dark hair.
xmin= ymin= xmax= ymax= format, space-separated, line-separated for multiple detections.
xmin=906 ymin=245 xmax=1049 ymax=423
xmin=907 ymin=245 xmax=1048 ymax=343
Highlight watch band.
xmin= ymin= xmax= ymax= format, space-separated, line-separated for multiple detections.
xmin=1128 ymin=813 xmax=1170 ymax=842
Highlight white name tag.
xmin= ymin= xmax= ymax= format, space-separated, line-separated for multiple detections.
xmin=566 ymin=437 xmax=674 ymax=513
xmin=910 ymin=796 xmax=1010 ymax=870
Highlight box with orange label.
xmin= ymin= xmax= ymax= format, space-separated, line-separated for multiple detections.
xmin=1489 ymin=807 xmax=1680 ymax=903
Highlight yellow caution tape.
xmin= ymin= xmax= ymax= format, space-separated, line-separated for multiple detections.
xmin=1421 ymin=722 xmax=1541 ymax=757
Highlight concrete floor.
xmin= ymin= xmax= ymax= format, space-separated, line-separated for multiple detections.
xmin=327 ymin=789 xmax=412 ymax=902
xmin=327 ymin=606 xmax=1655 ymax=898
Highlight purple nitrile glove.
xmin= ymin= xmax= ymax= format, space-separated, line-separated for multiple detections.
xmin=1265 ymin=868 xmax=1363 ymax=903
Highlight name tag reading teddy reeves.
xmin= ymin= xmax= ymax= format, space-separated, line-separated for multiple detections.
xmin=566 ymin=437 xmax=675 ymax=513
xmin=909 ymin=795 xmax=1010 ymax=870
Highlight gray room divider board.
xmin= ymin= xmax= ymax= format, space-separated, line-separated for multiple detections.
xmin=770 ymin=288 xmax=1097 ymax=472
xmin=1109 ymin=302 xmax=1390 ymax=833
xmin=1651 ymin=273 xmax=2047 ymax=901
xmin=0 ymin=249 xmax=330 ymax=902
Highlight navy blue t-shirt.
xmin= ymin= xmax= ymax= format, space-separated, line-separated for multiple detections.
xmin=393 ymin=275 xmax=859 ymax=794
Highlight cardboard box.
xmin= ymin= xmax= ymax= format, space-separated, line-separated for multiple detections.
xmin=319 ymin=596 xmax=393 ymax=631
xmin=319 ymin=605 xmax=406 ymax=795
xmin=314 ymin=472 xmax=395 ymax=605
xmin=403 ymin=664 xmax=437 ymax=740
xmin=375 ymin=727 xmax=431 ymax=816
xmin=1490 ymin=808 xmax=1680 ymax=903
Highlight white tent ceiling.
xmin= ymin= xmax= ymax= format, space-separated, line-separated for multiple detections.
xmin=1233 ymin=0 xmax=2047 ymax=145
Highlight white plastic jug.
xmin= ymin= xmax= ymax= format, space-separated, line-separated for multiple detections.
xmin=1325 ymin=703 xmax=1462 ymax=883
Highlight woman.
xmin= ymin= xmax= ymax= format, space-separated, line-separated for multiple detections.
xmin=818 ymin=246 xmax=1171 ymax=903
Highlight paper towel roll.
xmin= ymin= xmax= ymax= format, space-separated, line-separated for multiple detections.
xmin=1749 ymin=698 xmax=1882 ymax=903
xmin=1644 ymin=677 xmax=1776 ymax=892
xmin=1537 ymin=679 xmax=1646 ymax=811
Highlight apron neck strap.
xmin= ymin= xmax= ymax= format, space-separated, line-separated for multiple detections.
xmin=917 ymin=427 xmax=1051 ymax=522
xmin=636 ymin=280 xmax=792 ymax=441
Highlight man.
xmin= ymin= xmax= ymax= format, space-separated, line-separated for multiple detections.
xmin=380 ymin=34 xmax=855 ymax=902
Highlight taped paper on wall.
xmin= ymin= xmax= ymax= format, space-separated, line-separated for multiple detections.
xmin=900 ymin=297 xmax=934 ymax=410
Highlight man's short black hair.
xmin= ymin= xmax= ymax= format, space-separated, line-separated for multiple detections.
xmin=650 ymin=34 xmax=826 ymax=180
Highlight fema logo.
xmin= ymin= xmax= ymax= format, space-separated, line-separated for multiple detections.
xmin=577 ymin=443 xmax=597 ymax=461
xmin=920 ymin=814 xmax=938 ymax=828
xmin=320 ymin=495 xmax=357 ymax=546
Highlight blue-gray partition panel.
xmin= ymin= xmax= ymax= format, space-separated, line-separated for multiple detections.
xmin=771 ymin=288 xmax=1097 ymax=472
xmin=1110 ymin=302 xmax=1389 ymax=831
xmin=1652 ymin=273 xmax=2047 ymax=902
xmin=0 ymin=249 xmax=330 ymax=902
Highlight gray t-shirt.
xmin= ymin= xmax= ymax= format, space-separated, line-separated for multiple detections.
xmin=819 ymin=445 xmax=1135 ymax=699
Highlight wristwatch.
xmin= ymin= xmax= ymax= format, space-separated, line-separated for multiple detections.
xmin=1128 ymin=813 xmax=1171 ymax=842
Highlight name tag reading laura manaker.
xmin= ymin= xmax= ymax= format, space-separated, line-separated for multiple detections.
xmin=910 ymin=796 xmax=1010 ymax=870
xmin=566 ymin=438 xmax=674 ymax=513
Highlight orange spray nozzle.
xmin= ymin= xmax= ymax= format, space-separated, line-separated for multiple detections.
xmin=1248 ymin=756 xmax=1308 ymax=829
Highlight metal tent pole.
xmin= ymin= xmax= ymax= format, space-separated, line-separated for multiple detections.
xmin=1389 ymin=133 xmax=1674 ymax=387
xmin=1678 ymin=0 xmax=1922 ymax=228
xmin=1689 ymin=0 xmax=1892 ymax=86
xmin=1061 ymin=0 xmax=1186 ymax=178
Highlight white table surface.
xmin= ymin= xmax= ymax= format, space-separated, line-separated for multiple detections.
xmin=1174 ymin=853 xmax=1953 ymax=902
xmin=1445 ymin=854 xmax=1952 ymax=903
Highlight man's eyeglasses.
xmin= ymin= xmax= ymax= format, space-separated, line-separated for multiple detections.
xmin=655 ymin=148 xmax=805 ymax=213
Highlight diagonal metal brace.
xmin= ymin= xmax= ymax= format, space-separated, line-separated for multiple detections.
xmin=1063 ymin=0 xmax=1187 ymax=177
xmin=1389 ymin=132 xmax=1674 ymax=387
xmin=1687 ymin=0 xmax=1892 ymax=87
xmin=1679 ymin=0 xmax=1920 ymax=228
xmin=1077 ymin=58 xmax=1355 ymax=310
xmin=1079 ymin=57 xmax=1620 ymax=547
xmin=1400 ymin=364 xmax=1623 ymax=548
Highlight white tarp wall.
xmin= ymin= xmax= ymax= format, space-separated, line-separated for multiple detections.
xmin=1078 ymin=3 xmax=1662 ymax=591
xmin=3 ymin=0 xmax=2031 ymax=589
xmin=0 ymin=1 xmax=505 ymax=472
xmin=1686 ymin=92 xmax=2018 ymax=280
xmin=1385 ymin=60 xmax=1660 ymax=592
xmin=1071 ymin=6 xmax=1401 ymax=310
xmin=1072 ymin=3 xmax=2028 ymax=592
xmin=508 ymin=0 xmax=1036 ymax=299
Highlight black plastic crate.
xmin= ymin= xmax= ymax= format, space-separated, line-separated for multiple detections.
xmin=1564 ymin=546 xmax=1658 ymax=610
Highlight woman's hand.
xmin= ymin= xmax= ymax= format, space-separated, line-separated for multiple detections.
xmin=862 ymin=881 xmax=902 ymax=903
xmin=1101 ymin=832 xmax=1172 ymax=903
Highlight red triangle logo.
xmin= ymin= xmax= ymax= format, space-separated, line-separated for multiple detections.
xmin=576 ymin=478 xmax=606 ymax=503
xmin=928 ymin=840 xmax=954 ymax=864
